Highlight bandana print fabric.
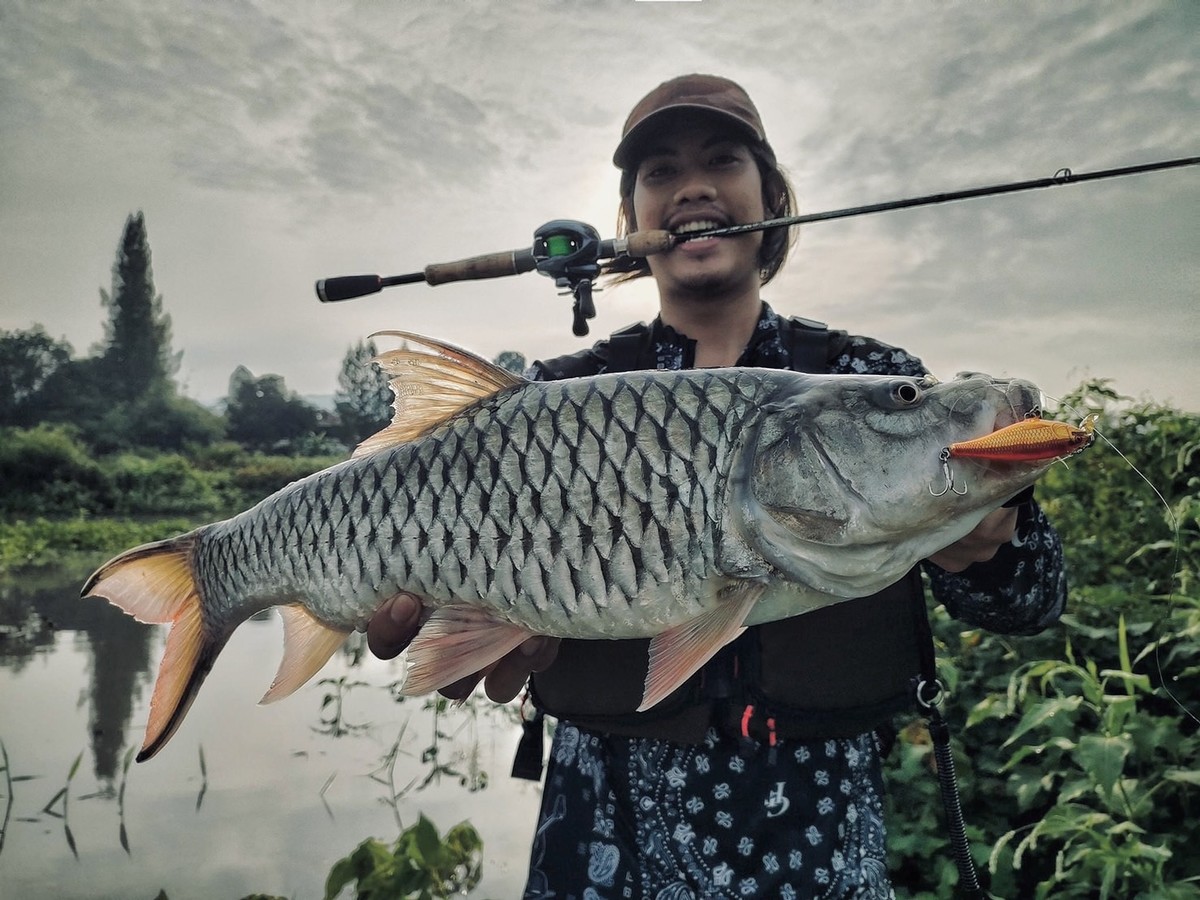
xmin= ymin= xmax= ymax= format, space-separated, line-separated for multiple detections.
xmin=524 ymin=725 xmax=893 ymax=900
xmin=638 ymin=305 xmax=928 ymax=375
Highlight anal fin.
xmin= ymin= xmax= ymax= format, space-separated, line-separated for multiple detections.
xmin=400 ymin=604 xmax=536 ymax=697
xmin=639 ymin=581 xmax=764 ymax=712
xmin=259 ymin=605 xmax=351 ymax=704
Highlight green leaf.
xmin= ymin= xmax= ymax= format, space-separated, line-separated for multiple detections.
xmin=1003 ymin=696 xmax=1084 ymax=747
xmin=966 ymin=694 xmax=1011 ymax=727
xmin=1117 ymin=613 xmax=1133 ymax=684
xmin=322 ymin=857 xmax=357 ymax=900
xmin=1163 ymin=768 xmax=1200 ymax=786
xmin=1077 ymin=734 xmax=1131 ymax=799
xmin=67 ymin=750 xmax=84 ymax=782
xmin=412 ymin=815 xmax=442 ymax=868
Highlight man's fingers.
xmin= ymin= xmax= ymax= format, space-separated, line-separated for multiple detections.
xmin=976 ymin=507 xmax=1019 ymax=544
xmin=366 ymin=593 xmax=423 ymax=660
xmin=523 ymin=635 xmax=561 ymax=673
xmin=441 ymin=672 xmax=484 ymax=701
xmin=368 ymin=600 xmax=560 ymax=703
xmin=927 ymin=507 xmax=1021 ymax=572
xmin=483 ymin=637 xmax=562 ymax=703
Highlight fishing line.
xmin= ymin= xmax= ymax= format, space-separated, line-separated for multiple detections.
xmin=1043 ymin=395 xmax=1197 ymax=726
xmin=1090 ymin=429 xmax=1195 ymax=727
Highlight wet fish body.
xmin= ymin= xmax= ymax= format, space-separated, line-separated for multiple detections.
xmin=84 ymin=333 xmax=1062 ymax=760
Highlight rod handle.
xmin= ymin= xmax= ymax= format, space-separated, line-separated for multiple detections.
xmin=424 ymin=248 xmax=538 ymax=286
xmin=315 ymin=274 xmax=383 ymax=302
xmin=620 ymin=229 xmax=675 ymax=257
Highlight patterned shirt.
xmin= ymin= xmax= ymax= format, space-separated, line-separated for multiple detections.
xmin=522 ymin=303 xmax=1066 ymax=899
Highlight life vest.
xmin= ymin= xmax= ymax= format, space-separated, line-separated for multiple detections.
xmin=524 ymin=315 xmax=934 ymax=748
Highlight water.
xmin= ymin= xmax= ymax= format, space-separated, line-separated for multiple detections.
xmin=0 ymin=562 xmax=542 ymax=899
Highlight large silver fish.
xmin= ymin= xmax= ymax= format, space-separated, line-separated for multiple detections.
xmin=84 ymin=333 xmax=1059 ymax=761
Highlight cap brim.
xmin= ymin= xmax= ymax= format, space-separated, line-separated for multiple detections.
xmin=612 ymin=105 xmax=764 ymax=169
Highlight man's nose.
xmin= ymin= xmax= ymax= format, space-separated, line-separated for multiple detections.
xmin=673 ymin=169 xmax=717 ymax=204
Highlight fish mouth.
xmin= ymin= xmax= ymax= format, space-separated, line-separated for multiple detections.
xmin=968 ymin=375 xmax=1044 ymax=434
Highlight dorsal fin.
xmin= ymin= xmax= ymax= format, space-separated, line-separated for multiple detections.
xmin=353 ymin=331 xmax=525 ymax=458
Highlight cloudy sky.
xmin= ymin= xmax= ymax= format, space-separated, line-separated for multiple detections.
xmin=2 ymin=0 xmax=1197 ymax=413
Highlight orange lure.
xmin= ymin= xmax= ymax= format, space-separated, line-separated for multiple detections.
xmin=948 ymin=415 xmax=1097 ymax=462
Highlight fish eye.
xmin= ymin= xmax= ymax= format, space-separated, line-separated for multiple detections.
xmin=891 ymin=381 xmax=923 ymax=405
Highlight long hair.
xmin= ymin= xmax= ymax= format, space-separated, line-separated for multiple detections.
xmin=601 ymin=141 xmax=798 ymax=288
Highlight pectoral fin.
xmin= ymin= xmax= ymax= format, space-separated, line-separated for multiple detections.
xmin=259 ymin=605 xmax=351 ymax=704
xmin=639 ymin=582 xmax=764 ymax=712
xmin=401 ymin=604 xmax=536 ymax=696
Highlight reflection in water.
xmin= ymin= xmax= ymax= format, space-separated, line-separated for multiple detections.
xmin=0 ymin=561 xmax=540 ymax=898
xmin=0 ymin=565 xmax=152 ymax=785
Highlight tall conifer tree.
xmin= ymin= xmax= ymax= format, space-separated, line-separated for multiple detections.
xmin=99 ymin=212 xmax=178 ymax=400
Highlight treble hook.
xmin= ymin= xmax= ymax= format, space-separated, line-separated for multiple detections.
xmin=929 ymin=448 xmax=968 ymax=497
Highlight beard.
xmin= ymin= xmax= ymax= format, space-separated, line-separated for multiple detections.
xmin=654 ymin=235 xmax=763 ymax=300
xmin=672 ymin=261 xmax=760 ymax=300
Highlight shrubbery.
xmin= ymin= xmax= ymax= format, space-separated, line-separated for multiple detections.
xmin=0 ymin=425 xmax=344 ymax=522
xmin=0 ymin=424 xmax=109 ymax=515
xmin=0 ymin=426 xmax=344 ymax=575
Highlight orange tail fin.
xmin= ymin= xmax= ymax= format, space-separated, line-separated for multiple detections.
xmin=82 ymin=534 xmax=225 ymax=762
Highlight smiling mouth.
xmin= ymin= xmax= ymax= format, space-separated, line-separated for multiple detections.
xmin=670 ymin=221 xmax=733 ymax=253
xmin=670 ymin=219 xmax=726 ymax=239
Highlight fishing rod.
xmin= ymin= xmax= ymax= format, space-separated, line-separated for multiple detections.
xmin=315 ymin=155 xmax=1198 ymax=336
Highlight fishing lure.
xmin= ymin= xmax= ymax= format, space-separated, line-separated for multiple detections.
xmin=930 ymin=414 xmax=1098 ymax=496
xmin=947 ymin=415 xmax=1097 ymax=462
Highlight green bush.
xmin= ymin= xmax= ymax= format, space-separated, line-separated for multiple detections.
xmin=228 ymin=453 xmax=344 ymax=503
xmin=0 ymin=424 xmax=109 ymax=514
xmin=0 ymin=516 xmax=199 ymax=574
xmin=324 ymin=815 xmax=483 ymax=900
xmin=0 ymin=426 xmax=341 ymax=520
xmin=105 ymin=452 xmax=225 ymax=516
xmin=89 ymin=389 xmax=226 ymax=454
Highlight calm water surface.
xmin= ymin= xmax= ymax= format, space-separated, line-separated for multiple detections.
xmin=0 ymin=562 xmax=542 ymax=899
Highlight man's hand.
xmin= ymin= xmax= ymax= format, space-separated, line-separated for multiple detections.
xmin=927 ymin=506 xmax=1019 ymax=573
xmin=366 ymin=593 xmax=560 ymax=703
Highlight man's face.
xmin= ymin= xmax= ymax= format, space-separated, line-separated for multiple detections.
xmin=630 ymin=116 xmax=766 ymax=298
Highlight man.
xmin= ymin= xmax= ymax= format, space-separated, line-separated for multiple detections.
xmin=369 ymin=74 xmax=1065 ymax=898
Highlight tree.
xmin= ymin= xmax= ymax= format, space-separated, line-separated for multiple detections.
xmin=224 ymin=365 xmax=322 ymax=450
xmin=493 ymin=350 xmax=526 ymax=375
xmin=98 ymin=212 xmax=179 ymax=401
xmin=334 ymin=339 xmax=392 ymax=444
xmin=0 ymin=326 xmax=73 ymax=426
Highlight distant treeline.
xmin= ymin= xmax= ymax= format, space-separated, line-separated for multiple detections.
xmin=0 ymin=211 xmax=525 ymax=457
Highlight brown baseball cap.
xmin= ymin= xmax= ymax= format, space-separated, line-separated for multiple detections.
xmin=613 ymin=74 xmax=771 ymax=169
